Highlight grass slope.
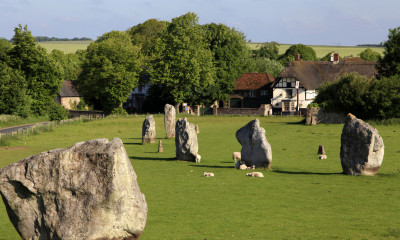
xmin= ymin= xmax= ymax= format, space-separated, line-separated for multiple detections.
xmin=38 ymin=40 xmax=92 ymax=53
xmin=0 ymin=115 xmax=399 ymax=239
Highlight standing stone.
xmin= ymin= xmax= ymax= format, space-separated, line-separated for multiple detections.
xmin=195 ymin=124 xmax=200 ymax=134
xmin=175 ymin=118 xmax=199 ymax=162
xmin=340 ymin=114 xmax=384 ymax=176
xmin=318 ymin=145 xmax=325 ymax=155
xmin=158 ymin=140 xmax=164 ymax=153
xmin=236 ymin=119 xmax=272 ymax=168
xmin=142 ymin=115 xmax=156 ymax=143
xmin=0 ymin=138 xmax=147 ymax=240
xmin=164 ymin=104 xmax=176 ymax=138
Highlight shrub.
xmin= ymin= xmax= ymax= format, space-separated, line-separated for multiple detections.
xmin=48 ymin=102 xmax=68 ymax=121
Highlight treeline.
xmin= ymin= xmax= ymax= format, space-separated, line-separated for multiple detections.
xmin=34 ymin=36 xmax=92 ymax=42
xmin=356 ymin=43 xmax=384 ymax=47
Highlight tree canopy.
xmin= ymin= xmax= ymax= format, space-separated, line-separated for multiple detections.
xmin=252 ymin=42 xmax=279 ymax=60
xmin=378 ymin=26 xmax=400 ymax=78
xmin=358 ymin=48 xmax=381 ymax=61
xmin=278 ymin=44 xmax=317 ymax=66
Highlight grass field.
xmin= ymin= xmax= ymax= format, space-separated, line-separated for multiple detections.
xmin=247 ymin=42 xmax=385 ymax=58
xmin=0 ymin=115 xmax=399 ymax=239
xmin=38 ymin=40 xmax=92 ymax=53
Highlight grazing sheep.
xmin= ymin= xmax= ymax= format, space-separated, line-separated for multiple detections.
xmin=246 ymin=172 xmax=264 ymax=177
xmin=195 ymin=154 xmax=201 ymax=163
xmin=233 ymin=152 xmax=241 ymax=163
xmin=204 ymin=172 xmax=214 ymax=177
xmin=318 ymin=155 xmax=327 ymax=159
xmin=239 ymin=164 xmax=248 ymax=170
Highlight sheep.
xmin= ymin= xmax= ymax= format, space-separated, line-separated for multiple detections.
xmin=318 ymin=155 xmax=327 ymax=159
xmin=246 ymin=172 xmax=264 ymax=178
xmin=239 ymin=164 xmax=248 ymax=170
xmin=195 ymin=154 xmax=201 ymax=163
xmin=204 ymin=172 xmax=214 ymax=177
xmin=232 ymin=152 xmax=241 ymax=163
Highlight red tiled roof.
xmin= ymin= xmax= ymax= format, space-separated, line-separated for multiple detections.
xmin=234 ymin=73 xmax=275 ymax=90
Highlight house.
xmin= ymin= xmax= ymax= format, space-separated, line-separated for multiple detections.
xmin=124 ymin=83 xmax=152 ymax=112
xmin=230 ymin=73 xmax=275 ymax=108
xmin=271 ymin=54 xmax=377 ymax=115
xmin=57 ymin=80 xmax=82 ymax=109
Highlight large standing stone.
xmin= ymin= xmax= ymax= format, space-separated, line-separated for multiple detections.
xmin=164 ymin=104 xmax=176 ymax=138
xmin=340 ymin=114 xmax=384 ymax=176
xmin=0 ymin=138 xmax=147 ymax=240
xmin=236 ymin=119 xmax=272 ymax=168
xmin=142 ymin=115 xmax=156 ymax=143
xmin=175 ymin=118 xmax=199 ymax=162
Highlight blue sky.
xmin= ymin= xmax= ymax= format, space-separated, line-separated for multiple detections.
xmin=1 ymin=0 xmax=399 ymax=46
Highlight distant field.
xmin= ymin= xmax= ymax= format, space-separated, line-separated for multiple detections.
xmin=247 ymin=42 xmax=385 ymax=58
xmin=38 ymin=40 xmax=92 ymax=53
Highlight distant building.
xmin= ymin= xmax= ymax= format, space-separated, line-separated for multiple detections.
xmin=272 ymin=54 xmax=377 ymax=115
xmin=56 ymin=80 xmax=82 ymax=109
xmin=124 ymin=83 xmax=152 ymax=112
xmin=230 ymin=73 xmax=275 ymax=108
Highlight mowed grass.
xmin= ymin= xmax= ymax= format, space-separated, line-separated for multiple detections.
xmin=0 ymin=115 xmax=399 ymax=239
xmin=247 ymin=43 xmax=385 ymax=58
xmin=38 ymin=40 xmax=92 ymax=53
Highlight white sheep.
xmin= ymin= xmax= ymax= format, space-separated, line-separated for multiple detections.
xmin=246 ymin=172 xmax=264 ymax=177
xmin=195 ymin=154 xmax=201 ymax=163
xmin=318 ymin=155 xmax=327 ymax=159
xmin=204 ymin=172 xmax=214 ymax=177
xmin=239 ymin=164 xmax=248 ymax=170
xmin=232 ymin=152 xmax=241 ymax=163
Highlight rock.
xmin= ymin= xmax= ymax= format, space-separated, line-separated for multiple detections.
xmin=164 ymin=104 xmax=176 ymax=138
xmin=158 ymin=140 xmax=163 ymax=153
xmin=142 ymin=115 xmax=156 ymax=143
xmin=195 ymin=154 xmax=201 ymax=163
xmin=318 ymin=145 xmax=325 ymax=154
xmin=236 ymin=119 xmax=272 ymax=168
xmin=195 ymin=124 xmax=200 ymax=134
xmin=0 ymin=138 xmax=147 ymax=240
xmin=175 ymin=118 xmax=199 ymax=162
xmin=340 ymin=114 xmax=384 ymax=176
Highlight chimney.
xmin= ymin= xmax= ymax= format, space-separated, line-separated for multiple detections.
xmin=334 ymin=53 xmax=339 ymax=62
xmin=295 ymin=54 xmax=301 ymax=61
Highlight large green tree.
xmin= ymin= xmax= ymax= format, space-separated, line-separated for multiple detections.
xmin=50 ymin=49 xmax=82 ymax=80
xmin=278 ymin=44 xmax=317 ymax=66
xmin=203 ymin=23 xmax=250 ymax=102
xmin=244 ymin=57 xmax=284 ymax=77
xmin=359 ymin=48 xmax=381 ymax=61
xmin=78 ymin=31 xmax=141 ymax=114
xmin=7 ymin=25 xmax=62 ymax=116
xmin=0 ymin=38 xmax=12 ymax=61
xmin=151 ymin=12 xmax=215 ymax=106
xmin=253 ymin=42 xmax=279 ymax=60
xmin=378 ymin=26 xmax=400 ymax=78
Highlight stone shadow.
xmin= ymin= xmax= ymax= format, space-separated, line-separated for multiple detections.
xmin=130 ymin=156 xmax=176 ymax=161
xmin=189 ymin=164 xmax=233 ymax=169
xmin=273 ymin=170 xmax=342 ymax=176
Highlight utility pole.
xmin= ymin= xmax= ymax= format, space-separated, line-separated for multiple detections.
xmin=296 ymin=81 xmax=300 ymax=115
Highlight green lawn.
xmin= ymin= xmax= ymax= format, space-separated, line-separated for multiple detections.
xmin=38 ymin=40 xmax=92 ymax=53
xmin=0 ymin=115 xmax=399 ymax=239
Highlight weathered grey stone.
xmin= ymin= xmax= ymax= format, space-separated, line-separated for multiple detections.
xmin=142 ymin=115 xmax=156 ymax=143
xmin=175 ymin=118 xmax=199 ymax=162
xmin=195 ymin=124 xmax=200 ymax=134
xmin=340 ymin=114 xmax=384 ymax=176
xmin=236 ymin=119 xmax=272 ymax=168
xmin=164 ymin=104 xmax=176 ymax=138
xmin=0 ymin=138 xmax=147 ymax=240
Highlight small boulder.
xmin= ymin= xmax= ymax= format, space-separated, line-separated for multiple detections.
xmin=142 ymin=115 xmax=156 ymax=143
xmin=340 ymin=114 xmax=384 ymax=176
xmin=0 ymin=138 xmax=147 ymax=240
xmin=236 ymin=119 xmax=272 ymax=168
xmin=164 ymin=104 xmax=176 ymax=138
xmin=175 ymin=118 xmax=199 ymax=162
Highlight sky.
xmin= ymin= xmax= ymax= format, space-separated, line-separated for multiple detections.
xmin=1 ymin=0 xmax=399 ymax=46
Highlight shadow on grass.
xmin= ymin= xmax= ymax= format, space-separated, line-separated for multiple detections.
xmin=123 ymin=142 xmax=142 ymax=145
xmin=273 ymin=170 xmax=342 ymax=176
xmin=130 ymin=156 xmax=176 ymax=161
xmin=189 ymin=164 xmax=234 ymax=169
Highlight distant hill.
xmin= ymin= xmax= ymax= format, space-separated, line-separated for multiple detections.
xmin=34 ymin=36 xmax=93 ymax=42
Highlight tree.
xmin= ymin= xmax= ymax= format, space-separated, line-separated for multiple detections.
xmin=253 ymin=42 xmax=279 ymax=60
xmin=378 ymin=26 xmax=400 ymax=78
xmin=8 ymin=25 xmax=62 ymax=116
xmin=0 ymin=62 xmax=31 ymax=117
xmin=359 ymin=48 xmax=381 ymax=61
xmin=78 ymin=31 xmax=141 ymax=114
xmin=151 ymin=12 xmax=215 ymax=106
xmin=278 ymin=44 xmax=317 ymax=66
xmin=203 ymin=23 xmax=250 ymax=102
xmin=50 ymin=49 xmax=82 ymax=80
xmin=0 ymin=38 xmax=12 ymax=61
xmin=244 ymin=57 xmax=284 ymax=77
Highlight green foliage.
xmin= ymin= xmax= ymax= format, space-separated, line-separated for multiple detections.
xmin=8 ymin=25 xmax=62 ymax=116
xmin=78 ymin=31 xmax=141 ymax=114
xmin=378 ymin=26 xmax=400 ymax=78
xmin=359 ymin=48 xmax=381 ymax=61
xmin=307 ymin=102 xmax=319 ymax=108
xmin=0 ymin=62 xmax=32 ymax=117
xmin=314 ymin=73 xmax=400 ymax=119
xmin=203 ymin=23 xmax=250 ymax=101
xmin=252 ymin=41 xmax=279 ymax=60
xmin=50 ymin=49 xmax=82 ymax=80
xmin=244 ymin=57 xmax=284 ymax=77
xmin=278 ymin=44 xmax=318 ymax=66
xmin=0 ymin=38 xmax=12 ymax=61
xmin=110 ymin=106 xmax=127 ymax=115
xmin=47 ymin=101 xmax=68 ymax=121
xmin=151 ymin=12 xmax=216 ymax=105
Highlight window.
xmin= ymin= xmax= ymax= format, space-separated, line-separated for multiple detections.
xmin=261 ymin=90 xmax=267 ymax=96
xmin=287 ymin=82 xmax=292 ymax=88
xmin=283 ymin=101 xmax=296 ymax=112
xmin=306 ymin=90 xmax=316 ymax=100
xmin=286 ymin=89 xmax=293 ymax=98
xmin=249 ymin=91 xmax=256 ymax=97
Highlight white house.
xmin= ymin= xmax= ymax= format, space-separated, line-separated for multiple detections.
xmin=271 ymin=54 xmax=377 ymax=115
xmin=124 ymin=83 xmax=152 ymax=112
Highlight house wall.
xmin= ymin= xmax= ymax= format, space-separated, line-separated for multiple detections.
xmin=125 ymin=83 xmax=152 ymax=112
xmin=272 ymin=77 xmax=315 ymax=111
xmin=61 ymin=97 xmax=81 ymax=109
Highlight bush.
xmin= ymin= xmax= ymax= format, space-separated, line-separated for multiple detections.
xmin=48 ymin=102 xmax=68 ymax=121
